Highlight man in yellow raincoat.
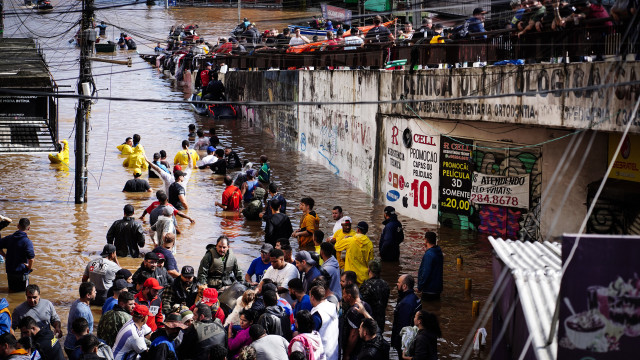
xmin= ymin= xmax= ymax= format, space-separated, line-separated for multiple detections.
xmin=116 ymin=137 xmax=134 ymax=155
xmin=334 ymin=221 xmax=373 ymax=285
xmin=123 ymin=145 xmax=148 ymax=170
xmin=48 ymin=140 xmax=69 ymax=164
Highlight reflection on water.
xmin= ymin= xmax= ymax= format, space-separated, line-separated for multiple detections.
xmin=1 ymin=3 xmax=493 ymax=358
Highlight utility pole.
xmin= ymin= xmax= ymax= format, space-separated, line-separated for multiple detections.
xmin=237 ymin=0 xmax=241 ymax=24
xmin=75 ymin=0 xmax=95 ymax=203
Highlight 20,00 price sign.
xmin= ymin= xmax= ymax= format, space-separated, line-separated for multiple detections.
xmin=439 ymin=137 xmax=473 ymax=216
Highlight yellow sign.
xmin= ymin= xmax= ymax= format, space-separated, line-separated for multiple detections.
xmin=608 ymin=134 xmax=640 ymax=183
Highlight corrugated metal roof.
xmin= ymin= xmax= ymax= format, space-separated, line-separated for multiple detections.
xmin=489 ymin=237 xmax=562 ymax=360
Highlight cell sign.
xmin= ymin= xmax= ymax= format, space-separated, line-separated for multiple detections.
xmin=384 ymin=118 xmax=440 ymax=224
xmin=439 ymin=137 xmax=473 ymax=215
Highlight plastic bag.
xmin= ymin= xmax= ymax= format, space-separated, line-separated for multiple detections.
xmin=400 ymin=325 xmax=419 ymax=355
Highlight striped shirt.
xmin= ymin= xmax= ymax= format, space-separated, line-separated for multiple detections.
xmin=112 ymin=319 xmax=147 ymax=360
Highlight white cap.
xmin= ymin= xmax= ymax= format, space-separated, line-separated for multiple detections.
xmin=341 ymin=216 xmax=352 ymax=224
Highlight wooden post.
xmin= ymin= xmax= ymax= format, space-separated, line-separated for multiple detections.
xmin=472 ymin=300 xmax=479 ymax=317
xmin=465 ymin=278 xmax=472 ymax=296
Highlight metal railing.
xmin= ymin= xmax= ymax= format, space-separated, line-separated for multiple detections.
xmin=205 ymin=19 xmax=637 ymax=69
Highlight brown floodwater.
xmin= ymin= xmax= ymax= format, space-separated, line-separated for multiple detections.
xmin=1 ymin=3 xmax=493 ymax=358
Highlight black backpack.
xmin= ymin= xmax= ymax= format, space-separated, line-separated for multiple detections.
xmin=451 ymin=20 xmax=470 ymax=40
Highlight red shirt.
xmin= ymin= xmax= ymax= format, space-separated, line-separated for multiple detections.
xmin=134 ymin=292 xmax=164 ymax=331
xmin=145 ymin=201 xmax=178 ymax=216
xmin=221 ymin=185 xmax=241 ymax=211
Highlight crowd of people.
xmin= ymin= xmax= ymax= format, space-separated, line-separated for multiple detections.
xmin=0 ymin=126 xmax=447 ymax=360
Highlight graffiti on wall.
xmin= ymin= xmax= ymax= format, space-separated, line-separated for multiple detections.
xmin=301 ymin=107 xmax=375 ymax=193
xmin=439 ymin=140 xmax=542 ymax=240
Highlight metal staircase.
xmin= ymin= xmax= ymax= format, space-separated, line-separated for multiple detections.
xmin=0 ymin=117 xmax=57 ymax=153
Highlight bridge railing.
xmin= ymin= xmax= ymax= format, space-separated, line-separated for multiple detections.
xmin=207 ymin=19 xmax=636 ymax=69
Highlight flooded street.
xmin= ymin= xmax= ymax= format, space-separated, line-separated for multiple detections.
xmin=1 ymin=3 xmax=493 ymax=358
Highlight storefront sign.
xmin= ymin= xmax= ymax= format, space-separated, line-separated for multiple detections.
xmin=439 ymin=137 xmax=473 ymax=215
xmin=559 ymin=234 xmax=640 ymax=359
xmin=0 ymin=94 xmax=48 ymax=118
xmin=320 ymin=5 xmax=352 ymax=24
xmin=471 ymin=172 xmax=529 ymax=209
xmin=608 ymin=134 xmax=640 ymax=183
xmin=384 ymin=118 xmax=440 ymax=224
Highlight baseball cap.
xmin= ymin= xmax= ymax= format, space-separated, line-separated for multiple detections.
xmin=246 ymin=169 xmax=256 ymax=177
xmin=173 ymin=165 xmax=182 ymax=172
xmin=144 ymin=252 xmax=160 ymax=261
xmin=133 ymin=168 xmax=142 ymax=176
xmin=133 ymin=304 xmax=149 ymax=316
xmin=341 ymin=216 xmax=352 ymax=225
xmin=357 ymin=221 xmax=369 ymax=233
xmin=181 ymin=265 xmax=195 ymax=277
xmin=206 ymin=62 xmax=213 ymax=66
xmin=100 ymin=244 xmax=116 ymax=257
xmin=156 ymin=252 xmax=166 ymax=261
xmin=473 ymin=7 xmax=488 ymax=14
xmin=143 ymin=278 xmax=164 ymax=290
xmin=260 ymin=243 xmax=274 ymax=254
xmin=295 ymin=250 xmax=316 ymax=265
xmin=207 ymin=146 xmax=215 ymax=153
xmin=112 ymin=279 xmax=129 ymax=291
xmin=202 ymin=288 xmax=219 ymax=306
xmin=384 ymin=206 xmax=396 ymax=216
xmin=160 ymin=313 xmax=188 ymax=329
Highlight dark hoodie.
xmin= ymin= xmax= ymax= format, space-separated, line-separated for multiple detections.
xmin=264 ymin=213 xmax=293 ymax=247
xmin=257 ymin=305 xmax=292 ymax=341
xmin=357 ymin=335 xmax=391 ymax=360
xmin=379 ymin=216 xmax=404 ymax=261
xmin=0 ymin=230 xmax=35 ymax=274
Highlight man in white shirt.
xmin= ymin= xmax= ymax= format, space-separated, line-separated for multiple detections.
xmin=197 ymin=146 xmax=217 ymax=168
xmin=82 ymin=244 xmax=121 ymax=306
xmin=112 ymin=304 xmax=148 ymax=360
xmin=289 ymin=28 xmax=310 ymax=46
xmin=343 ymin=28 xmax=364 ymax=50
xmin=146 ymin=152 xmax=193 ymax=197
xmin=310 ymin=286 xmax=339 ymax=360
xmin=258 ymin=249 xmax=299 ymax=297
xmin=331 ymin=206 xmax=345 ymax=235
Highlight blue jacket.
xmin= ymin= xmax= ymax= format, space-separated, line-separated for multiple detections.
xmin=0 ymin=230 xmax=35 ymax=274
xmin=379 ymin=216 xmax=404 ymax=261
xmin=0 ymin=298 xmax=11 ymax=335
xmin=391 ymin=290 xmax=421 ymax=349
xmin=467 ymin=17 xmax=487 ymax=38
xmin=418 ymin=246 xmax=443 ymax=294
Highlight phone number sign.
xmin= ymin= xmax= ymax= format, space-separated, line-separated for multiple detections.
xmin=471 ymin=172 xmax=530 ymax=209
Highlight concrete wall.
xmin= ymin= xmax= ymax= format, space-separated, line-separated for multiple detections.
xmin=297 ymin=71 xmax=379 ymax=195
xmin=223 ymin=63 xmax=633 ymax=238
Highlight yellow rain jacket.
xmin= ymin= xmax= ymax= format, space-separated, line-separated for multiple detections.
xmin=48 ymin=140 xmax=69 ymax=164
xmin=173 ymin=149 xmax=199 ymax=167
xmin=117 ymin=143 xmax=134 ymax=155
xmin=332 ymin=228 xmax=356 ymax=269
xmin=123 ymin=145 xmax=148 ymax=169
xmin=335 ymin=233 xmax=373 ymax=285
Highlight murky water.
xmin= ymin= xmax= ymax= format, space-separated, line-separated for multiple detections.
xmin=2 ymin=3 xmax=493 ymax=358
